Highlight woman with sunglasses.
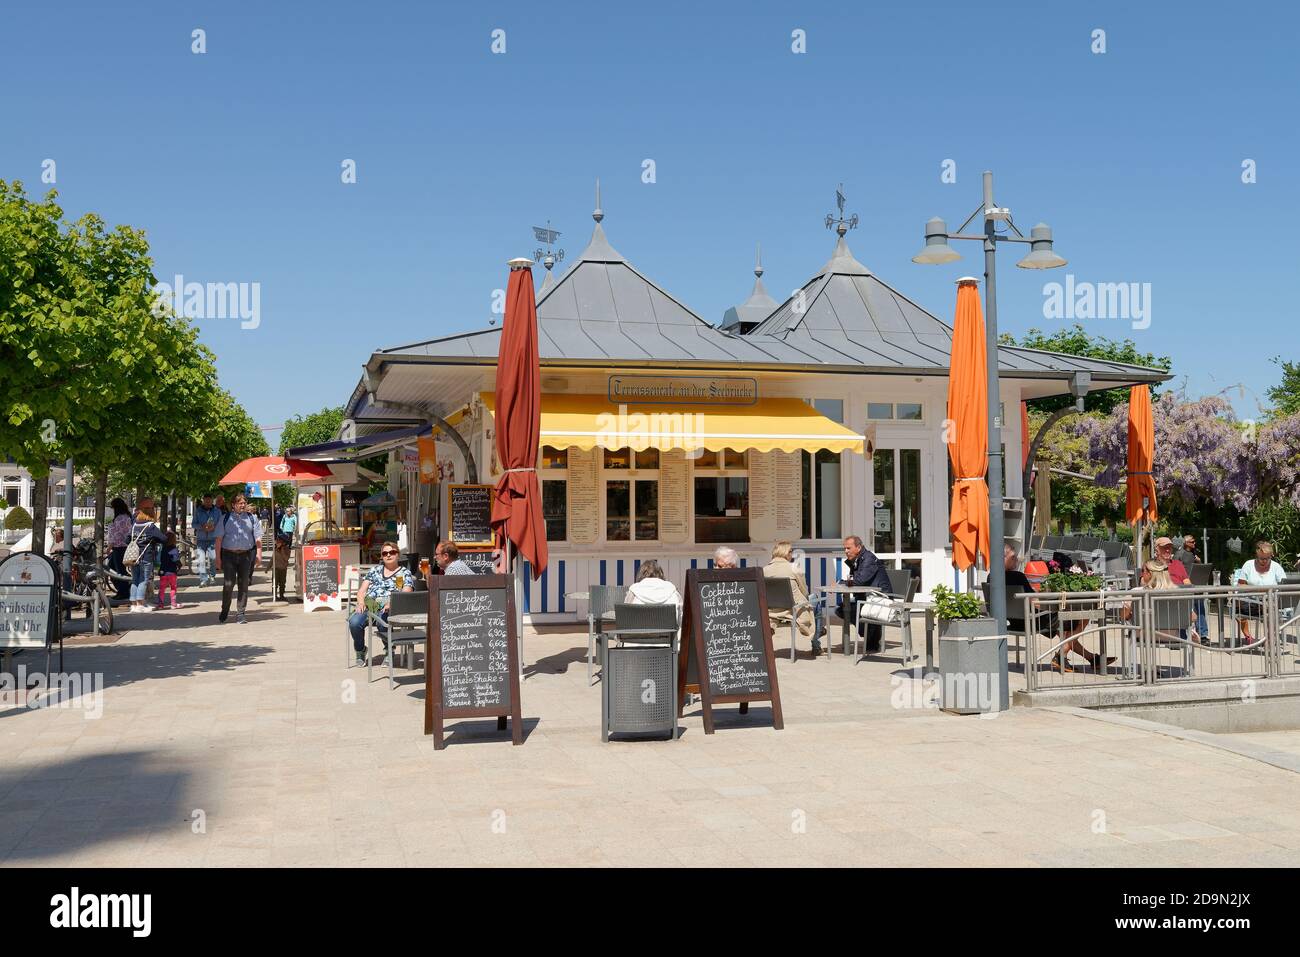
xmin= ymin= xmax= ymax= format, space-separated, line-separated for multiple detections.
xmin=349 ymin=541 xmax=414 ymax=667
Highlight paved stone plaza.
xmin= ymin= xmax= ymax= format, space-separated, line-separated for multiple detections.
xmin=2 ymin=574 xmax=1299 ymax=868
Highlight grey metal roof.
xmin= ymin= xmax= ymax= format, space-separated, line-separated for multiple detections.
xmin=721 ymin=246 xmax=780 ymax=332
xmin=361 ymin=215 xmax=1169 ymax=388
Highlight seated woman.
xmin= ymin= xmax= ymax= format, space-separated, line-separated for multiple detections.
xmin=763 ymin=541 xmax=821 ymax=656
xmin=625 ymin=559 xmax=681 ymax=609
xmin=1236 ymin=541 xmax=1286 ymax=643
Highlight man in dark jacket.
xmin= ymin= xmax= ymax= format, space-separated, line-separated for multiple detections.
xmin=839 ymin=535 xmax=892 ymax=653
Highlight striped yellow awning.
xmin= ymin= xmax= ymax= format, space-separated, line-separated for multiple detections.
xmin=480 ymin=392 xmax=864 ymax=455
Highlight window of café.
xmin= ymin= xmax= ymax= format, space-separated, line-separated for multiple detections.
xmin=539 ymin=446 xmax=569 ymax=541
xmin=872 ymin=447 xmax=922 ymax=553
xmin=800 ymin=450 xmax=842 ymax=540
xmin=603 ymin=447 xmax=658 ymax=541
xmin=868 ymin=401 xmax=924 ymax=421
xmin=694 ymin=448 xmax=748 ymax=543
xmin=541 ymin=479 xmax=566 ymax=541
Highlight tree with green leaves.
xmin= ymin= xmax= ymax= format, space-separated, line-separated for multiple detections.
xmin=1266 ymin=357 xmax=1300 ymax=419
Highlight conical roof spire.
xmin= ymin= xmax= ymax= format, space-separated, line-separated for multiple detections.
xmin=576 ymin=178 xmax=625 ymax=262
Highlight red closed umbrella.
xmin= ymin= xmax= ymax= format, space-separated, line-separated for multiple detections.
xmin=490 ymin=262 xmax=547 ymax=579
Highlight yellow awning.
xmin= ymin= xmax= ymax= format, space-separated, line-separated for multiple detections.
xmin=480 ymin=392 xmax=864 ymax=455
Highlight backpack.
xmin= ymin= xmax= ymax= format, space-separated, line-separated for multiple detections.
xmin=123 ymin=524 xmax=151 ymax=568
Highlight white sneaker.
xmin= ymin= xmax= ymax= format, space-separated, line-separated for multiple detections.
xmin=138 ymin=605 xmax=153 ymax=613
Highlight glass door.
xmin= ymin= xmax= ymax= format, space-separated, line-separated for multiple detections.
xmin=870 ymin=446 xmax=924 ymax=578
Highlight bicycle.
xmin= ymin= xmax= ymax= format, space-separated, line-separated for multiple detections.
xmin=56 ymin=540 xmax=119 ymax=635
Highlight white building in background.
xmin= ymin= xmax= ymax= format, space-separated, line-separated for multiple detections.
xmin=1 ymin=464 xmax=100 ymax=521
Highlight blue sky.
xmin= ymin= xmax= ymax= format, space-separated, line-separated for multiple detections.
xmin=4 ymin=1 xmax=1295 ymax=443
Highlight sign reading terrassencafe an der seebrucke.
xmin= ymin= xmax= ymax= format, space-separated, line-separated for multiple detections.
xmin=608 ymin=375 xmax=758 ymax=406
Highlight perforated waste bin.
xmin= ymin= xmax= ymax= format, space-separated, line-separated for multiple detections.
xmin=938 ymin=618 xmax=1009 ymax=714
xmin=602 ymin=645 xmax=678 ymax=741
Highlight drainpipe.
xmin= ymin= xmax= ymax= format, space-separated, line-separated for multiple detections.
xmin=365 ymin=394 xmax=478 ymax=484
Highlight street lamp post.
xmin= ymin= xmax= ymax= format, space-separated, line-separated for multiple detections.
xmin=913 ymin=170 xmax=1067 ymax=633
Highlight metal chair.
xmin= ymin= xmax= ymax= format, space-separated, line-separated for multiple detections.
xmin=762 ymin=576 xmax=816 ymax=662
xmin=587 ymin=584 xmax=627 ymax=685
xmin=611 ymin=602 xmax=679 ymax=645
xmin=1149 ymin=594 xmax=1196 ymax=676
xmin=856 ymin=570 xmax=920 ymax=660
xmin=343 ymin=564 xmax=378 ymax=668
xmin=366 ymin=590 xmax=426 ymax=686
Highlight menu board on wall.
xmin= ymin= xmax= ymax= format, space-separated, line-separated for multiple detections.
xmin=748 ymin=451 xmax=777 ymax=542
xmin=658 ymin=449 xmax=690 ymax=543
xmin=773 ymin=451 xmax=803 ymax=540
xmin=447 ymin=484 xmax=494 ymax=546
xmin=567 ymin=447 xmax=599 ymax=544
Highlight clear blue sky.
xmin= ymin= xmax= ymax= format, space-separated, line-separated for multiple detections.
xmin=4 ymin=1 xmax=1295 ymax=443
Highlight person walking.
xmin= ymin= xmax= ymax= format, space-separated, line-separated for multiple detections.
xmin=125 ymin=498 xmax=166 ymax=614
xmin=272 ymin=536 xmax=290 ymax=601
xmin=192 ymin=492 xmax=221 ymax=587
xmin=156 ymin=531 xmax=181 ymax=609
xmin=215 ymin=493 xmax=262 ymax=624
xmin=106 ymin=498 xmax=133 ymax=602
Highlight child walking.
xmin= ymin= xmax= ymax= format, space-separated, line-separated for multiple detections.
xmin=273 ymin=537 xmax=290 ymax=601
xmin=157 ymin=531 xmax=181 ymax=609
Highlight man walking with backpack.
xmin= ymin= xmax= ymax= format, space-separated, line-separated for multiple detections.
xmin=215 ymin=493 xmax=262 ymax=624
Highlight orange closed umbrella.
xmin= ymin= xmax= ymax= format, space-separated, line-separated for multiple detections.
xmin=1126 ymin=385 xmax=1157 ymax=525
xmin=490 ymin=262 xmax=547 ymax=579
xmin=946 ymin=280 xmax=990 ymax=571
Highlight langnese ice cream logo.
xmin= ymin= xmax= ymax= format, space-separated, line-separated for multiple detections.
xmin=312 ymin=546 xmax=330 ymax=556
xmin=264 ymin=463 xmax=290 ymax=475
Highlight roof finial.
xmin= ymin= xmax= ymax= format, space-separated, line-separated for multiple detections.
xmin=825 ymin=183 xmax=859 ymax=238
xmin=754 ymin=243 xmax=764 ymax=279
xmin=532 ymin=221 xmax=564 ymax=272
xmin=593 ymin=178 xmax=603 ymax=224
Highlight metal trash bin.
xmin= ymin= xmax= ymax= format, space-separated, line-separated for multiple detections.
xmin=938 ymin=618 xmax=1009 ymax=714
xmin=602 ymin=644 xmax=678 ymax=741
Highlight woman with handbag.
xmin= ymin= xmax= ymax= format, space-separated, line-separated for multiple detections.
xmin=124 ymin=498 xmax=166 ymax=614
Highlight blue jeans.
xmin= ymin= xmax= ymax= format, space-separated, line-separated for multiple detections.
xmin=1193 ymin=598 xmax=1208 ymax=638
xmin=195 ymin=542 xmax=216 ymax=581
xmin=349 ymin=609 xmax=389 ymax=655
xmin=130 ymin=560 xmax=155 ymax=602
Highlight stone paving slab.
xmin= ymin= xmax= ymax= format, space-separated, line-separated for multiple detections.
xmin=1 ymin=575 xmax=1298 ymax=867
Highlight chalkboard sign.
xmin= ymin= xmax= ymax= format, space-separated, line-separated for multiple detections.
xmin=457 ymin=548 xmax=499 ymax=575
xmin=301 ymin=543 xmax=342 ymax=613
xmin=447 ymin=484 xmax=494 ymax=546
xmin=677 ymin=567 xmax=783 ymax=734
xmin=425 ymin=574 xmax=523 ymax=749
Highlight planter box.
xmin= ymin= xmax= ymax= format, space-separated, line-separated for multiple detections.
xmin=938 ymin=616 xmax=1009 ymax=714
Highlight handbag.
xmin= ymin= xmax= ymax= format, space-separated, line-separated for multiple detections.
xmin=855 ymin=588 xmax=899 ymax=624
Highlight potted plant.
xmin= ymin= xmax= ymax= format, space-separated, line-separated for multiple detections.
xmin=1041 ymin=571 xmax=1103 ymax=594
xmin=931 ymin=584 xmax=999 ymax=639
xmin=930 ymin=584 xmax=1008 ymax=714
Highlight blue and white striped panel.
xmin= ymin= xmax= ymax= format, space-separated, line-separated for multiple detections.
xmin=519 ymin=558 xmax=572 ymax=615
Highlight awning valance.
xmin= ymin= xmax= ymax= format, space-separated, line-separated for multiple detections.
xmin=480 ymin=393 xmax=864 ymax=455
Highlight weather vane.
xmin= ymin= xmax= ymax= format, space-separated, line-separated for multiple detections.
xmin=825 ymin=183 xmax=859 ymax=238
xmin=532 ymin=221 xmax=565 ymax=271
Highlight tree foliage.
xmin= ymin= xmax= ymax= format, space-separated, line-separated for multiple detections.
xmin=1266 ymin=357 xmax=1300 ymax=419
xmin=278 ymin=407 xmax=345 ymax=455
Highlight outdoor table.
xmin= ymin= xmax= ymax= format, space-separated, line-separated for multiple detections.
xmin=890 ymin=601 xmax=936 ymax=676
xmin=816 ymin=584 xmax=878 ymax=656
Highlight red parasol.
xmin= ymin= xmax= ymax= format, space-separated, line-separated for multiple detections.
xmin=218 ymin=456 xmax=333 ymax=485
xmin=1126 ymin=385 xmax=1158 ymax=525
xmin=490 ymin=262 xmax=547 ymax=578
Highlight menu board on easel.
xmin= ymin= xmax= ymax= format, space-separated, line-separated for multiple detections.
xmin=301 ymin=543 xmax=342 ymax=612
xmin=447 ymin=484 xmax=494 ymax=546
xmin=425 ymin=574 xmax=523 ymax=749
xmin=676 ymin=567 xmax=783 ymax=734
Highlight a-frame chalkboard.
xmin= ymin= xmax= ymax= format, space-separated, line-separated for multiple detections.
xmin=676 ymin=567 xmax=783 ymax=734
xmin=425 ymin=574 xmax=524 ymax=749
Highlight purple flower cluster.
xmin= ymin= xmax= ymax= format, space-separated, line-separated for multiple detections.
xmin=1076 ymin=394 xmax=1300 ymax=513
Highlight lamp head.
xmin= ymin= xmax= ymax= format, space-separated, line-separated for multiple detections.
xmin=1016 ymin=223 xmax=1067 ymax=269
xmin=912 ymin=217 xmax=961 ymax=265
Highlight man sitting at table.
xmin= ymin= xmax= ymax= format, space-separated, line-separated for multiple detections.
xmin=835 ymin=535 xmax=892 ymax=653
xmin=712 ymin=545 xmax=740 ymax=569
xmin=435 ymin=541 xmax=476 ymax=576
xmin=349 ymin=541 xmax=415 ymax=667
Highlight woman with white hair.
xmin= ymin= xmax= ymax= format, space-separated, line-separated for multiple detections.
xmin=713 ymin=546 xmax=739 ymax=569
xmin=1236 ymin=541 xmax=1286 ymax=643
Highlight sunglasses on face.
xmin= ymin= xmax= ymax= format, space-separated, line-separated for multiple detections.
xmin=380 ymin=550 xmax=397 ymax=557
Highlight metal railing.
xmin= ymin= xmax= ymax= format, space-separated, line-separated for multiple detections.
xmin=1022 ymin=584 xmax=1300 ymax=691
